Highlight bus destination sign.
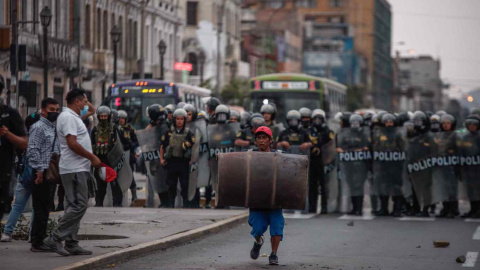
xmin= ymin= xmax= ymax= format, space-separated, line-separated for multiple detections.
xmin=252 ymin=80 xmax=321 ymax=91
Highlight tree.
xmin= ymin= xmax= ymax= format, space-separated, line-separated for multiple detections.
xmin=220 ymin=78 xmax=249 ymax=106
xmin=347 ymin=85 xmax=367 ymax=111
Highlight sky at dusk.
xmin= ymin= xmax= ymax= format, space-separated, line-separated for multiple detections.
xmin=389 ymin=0 xmax=480 ymax=99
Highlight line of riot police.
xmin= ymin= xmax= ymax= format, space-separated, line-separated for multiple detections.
xmin=334 ymin=108 xmax=480 ymax=218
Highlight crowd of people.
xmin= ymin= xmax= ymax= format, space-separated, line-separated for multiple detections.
xmin=0 ymin=82 xmax=479 ymax=257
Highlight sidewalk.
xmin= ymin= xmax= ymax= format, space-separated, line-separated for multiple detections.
xmin=0 ymin=207 xmax=247 ymax=270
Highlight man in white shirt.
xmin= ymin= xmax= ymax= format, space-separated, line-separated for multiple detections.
xmin=44 ymin=88 xmax=100 ymax=257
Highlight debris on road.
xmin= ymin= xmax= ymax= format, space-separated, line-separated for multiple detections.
xmin=433 ymin=241 xmax=450 ymax=248
xmin=456 ymin=256 xmax=466 ymax=263
xmin=347 ymin=221 xmax=354 ymax=226
xmin=261 ymin=253 xmax=268 ymax=257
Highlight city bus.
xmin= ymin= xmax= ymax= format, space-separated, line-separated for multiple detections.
xmin=106 ymin=80 xmax=211 ymax=129
xmin=249 ymin=73 xmax=347 ymax=124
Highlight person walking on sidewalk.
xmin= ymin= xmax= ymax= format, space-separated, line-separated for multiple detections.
xmin=249 ymin=126 xmax=284 ymax=265
xmin=43 ymin=89 xmax=100 ymax=256
xmin=27 ymin=98 xmax=61 ymax=252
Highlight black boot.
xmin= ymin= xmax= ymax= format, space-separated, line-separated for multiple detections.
xmin=370 ymin=195 xmax=379 ymax=214
xmin=470 ymin=201 xmax=480 ymax=219
xmin=130 ymin=188 xmax=138 ymax=202
xmin=436 ymin=201 xmax=449 ymax=218
xmin=392 ymin=196 xmax=403 ymax=217
xmin=375 ymin=196 xmax=390 ymax=216
xmin=347 ymin=197 xmax=356 ymax=215
xmin=416 ymin=206 xmax=430 ymax=217
xmin=447 ymin=201 xmax=459 ymax=218
xmin=158 ymin=192 xmax=169 ymax=208
xmin=357 ymin=196 xmax=364 ymax=216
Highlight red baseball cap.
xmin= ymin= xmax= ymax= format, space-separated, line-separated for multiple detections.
xmin=98 ymin=163 xmax=117 ymax=183
xmin=254 ymin=126 xmax=272 ymax=139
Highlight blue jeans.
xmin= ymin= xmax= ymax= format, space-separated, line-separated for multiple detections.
xmin=4 ymin=182 xmax=33 ymax=235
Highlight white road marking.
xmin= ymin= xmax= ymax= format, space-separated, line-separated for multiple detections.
xmin=397 ymin=217 xmax=435 ymax=222
xmin=338 ymin=214 xmax=375 ymax=221
xmin=462 ymin=252 xmax=478 ymax=268
xmin=472 ymin=226 xmax=480 ymax=240
xmin=465 ymin=218 xmax=480 ymax=223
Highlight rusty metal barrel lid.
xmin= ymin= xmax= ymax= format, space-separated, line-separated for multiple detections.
xmin=217 ymin=151 xmax=309 ymax=210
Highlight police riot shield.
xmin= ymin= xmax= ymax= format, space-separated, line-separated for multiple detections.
xmin=372 ymin=127 xmax=405 ymax=196
xmin=186 ymin=121 xmax=202 ymax=201
xmin=321 ymin=139 xmax=338 ymax=211
xmin=431 ymin=131 xmax=459 ymax=203
xmin=336 ymin=127 xmax=371 ymax=197
xmin=457 ymin=132 xmax=480 ymax=202
xmin=207 ymin=123 xmax=238 ymax=189
xmin=137 ymin=126 xmax=169 ymax=207
xmin=195 ymin=119 xmax=210 ymax=188
xmin=406 ymin=132 xmax=434 ymax=208
xmin=107 ymin=134 xmax=133 ymax=193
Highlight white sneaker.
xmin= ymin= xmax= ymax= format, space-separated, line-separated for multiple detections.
xmin=0 ymin=233 xmax=12 ymax=242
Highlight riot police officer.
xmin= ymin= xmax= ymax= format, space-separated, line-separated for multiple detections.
xmin=299 ymin=107 xmax=312 ymax=130
xmin=459 ymin=114 xmax=480 ymax=218
xmin=430 ymin=114 xmax=441 ymax=133
xmin=204 ymin=97 xmax=221 ymax=124
xmin=230 ymin=110 xmax=240 ymax=123
xmin=240 ymin=111 xmax=252 ymax=130
xmin=261 ymin=104 xmax=281 ymax=143
xmin=165 ymin=104 xmax=176 ymax=128
xmin=308 ymin=109 xmax=334 ymax=214
xmin=277 ymin=110 xmax=310 ymax=154
xmin=111 ymin=109 xmax=119 ymax=126
xmin=337 ymin=114 xmax=371 ymax=216
xmin=91 ymin=106 xmax=123 ymax=207
xmin=117 ymin=110 xmax=139 ymax=203
xmin=160 ymin=109 xmax=195 ymax=208
xmin=235 ymin=113 xmax=266 ymax=149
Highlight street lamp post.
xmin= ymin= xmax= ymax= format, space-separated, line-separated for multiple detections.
xmin=40 ymin=6 xmax=52 ymax=99
xmin=158 ymin=40 xmax=167 ymax=80
xmin=110 ymin=25 xmax=121 ymax=84
xmin=229 ymin=60 xmax=238 ymax=83
xmin=198 ymin=51 xmax=206 ymax=84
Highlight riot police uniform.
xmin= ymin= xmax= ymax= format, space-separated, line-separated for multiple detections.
xmin=204 ymin=97 xmax=221 ymax=125
xmin=299 ymin=107 xmax=312 ymax=130
xmin=160 ymin=109 xmax=195 ymax=208
xmin=91 ymin=106 xmax=123 ymax=207
xmin=261 ymin=104 xmax=282 ymax=145
xmin=308 ymin=109 xmax=334 ymax=214
xmin=165 ymin=104 xmax=176 ymax=128
xmin=117 ymin=110 xmax=139 ymax=203
xmin=235 ymin=113 xmax=266 ymax=150
xmin=277 ymin=110 xmax=310 ymax=152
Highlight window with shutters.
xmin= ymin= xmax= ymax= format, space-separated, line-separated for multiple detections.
xmin=186 ymin=1 xmax=198 ymax=26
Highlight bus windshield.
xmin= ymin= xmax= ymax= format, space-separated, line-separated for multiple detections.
xmin=250 ymin=91 xmax=321 ymax=124
xmin=109 ymin=95 xmax=176 ymax=129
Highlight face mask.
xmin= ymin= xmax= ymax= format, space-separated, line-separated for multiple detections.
xmin=47 ymin=112 xmax=60 ymax=122
xmin=217 ymin=114 xmax=227 ymax=122
xmin=288 ymin=119 xmax=298 ymax=128
xmin=80 ymin=105 xmax=88 ymax=116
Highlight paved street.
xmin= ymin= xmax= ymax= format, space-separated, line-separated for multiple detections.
xmin=105 ymin=213 xmax=480 ymax=270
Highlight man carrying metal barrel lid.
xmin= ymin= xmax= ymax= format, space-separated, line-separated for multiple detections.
xmin=248 ymin=126 xmax=284 ymax=265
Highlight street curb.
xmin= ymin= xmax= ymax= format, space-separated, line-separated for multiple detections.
xmin=53 ymin=212 xmax=249 ymax=270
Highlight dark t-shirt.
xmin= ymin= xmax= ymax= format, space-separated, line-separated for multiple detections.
xmin=0 ymin=105 xmax=26 ymax=181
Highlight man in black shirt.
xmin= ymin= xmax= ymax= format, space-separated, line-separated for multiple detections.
xmin=0 ymin=80 xmax=28 ymax=221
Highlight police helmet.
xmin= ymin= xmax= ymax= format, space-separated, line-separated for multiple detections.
xmin=230 ymin=109 xmax=240 ymax=121
xmin=470 ymin=108 xmax=480 ymax=116
xmin=147 ymin=104 xmax=165 ymax=122
xmin=349 ymin=114 xmax=364 ymax=128
xmin=396 ymin=112 xmax=410 ymax=126
xmin=165 ymin=104 xmax=176 ymax=114
xmin=111 ymin=109 xmax=119 ymax=123
xmin=250 ymin=115 xmax=266 ymax=128
xmin=311 ymin=109 xmax=326 ymax=128
xmin=373 ymin=111 xmax=387 ymax=127
xmin=436 ymin=110 xmax=447 ymax=117
xmin=299 ymin=107 xmax=312 ymax=119
xmin=118 ymin=110 xmax=128 ymax=119
xmin=425 ymin=111 xmax=434 ymax=118
xmin=177 ymin=102 xmax=186 ymax=108
xmin=97 ymin=106 xmax=111 ymax=120
xmin=173 ymin=108 xmax=188 ymax=119
xmin=334 ymin=112 xmax=343 ymax=122
xmin=183 ymin=104 xmax=197 ymax=121
xmin=381 ymin=113 xmax=396 ymax=126
xmin=341 ymin=112 xmax=353 ymax=128
xmin=215 ymin=104 xmax=230 ymax=123
xmin=412 ymin=111 xmax=429 ymax=132
xmin=260 ymin=104 xmax=277 ymax=120
xmin=312 ymin=109 xmax=326 ymax=119
xmin=240 ymin=111 xmax=252 ymax=128
xmin=286 ymin=110 xmax=301 ymax=128
xmin=250 ymin=113 xmax=264 ymax=122
xmin=465 ymin=114 xmax=480 ymax=132
xmin=203 ymin=97 xmax=221 ymax=112
xmin=430 ymin=114 xmax=440 ymax=123
xmin=440 ymin=114 xmax=456 ymax=131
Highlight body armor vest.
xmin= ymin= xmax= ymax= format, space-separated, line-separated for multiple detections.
xmin=93 ymin=124 xmax=116 ymax=156
xmin=166 ymin=127 xmax=190 ymax=159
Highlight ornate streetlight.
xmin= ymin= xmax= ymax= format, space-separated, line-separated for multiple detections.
xmin=158 ymin=40 xmax=167 ymax=80
xmin=40 ymin=6 xmax=52 ymax=98
xmin=110 ymin=25 xmax=122 ymax=84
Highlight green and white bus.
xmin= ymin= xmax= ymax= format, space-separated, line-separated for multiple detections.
xmin=249 ymin=73 xmax=347 ymax=124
